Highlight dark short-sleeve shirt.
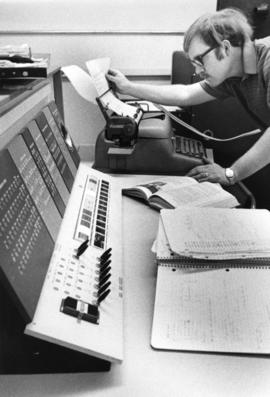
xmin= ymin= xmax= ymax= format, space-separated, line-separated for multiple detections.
xmin=200 ymin=37 xmax=270 ymax=130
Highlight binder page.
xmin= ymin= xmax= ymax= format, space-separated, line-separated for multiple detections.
xmin=151 ymin=266 xmax=270 ymax=354
xmin=152 ymin=217 xmax=171 ymax=258
xmin=152 ymin=217 xmax=182 ymax=260
xmin=161 ymin=208 xmax=270 ymax=259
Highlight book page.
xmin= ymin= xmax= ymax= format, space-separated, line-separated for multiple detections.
xmin=123 ymin=177 xmax=197 ymax=204
xmin=123 ymin=180 xmax=183 ymax=202
xmin=151 ymin=266 xmax=270 ymax=354
xmin=151 ymin=181 xmax=238 ymax=208
xmin=161 ymin=207 xmax=270 ymax=259
xmin=123 ymin=178 xmax=238 ymax=210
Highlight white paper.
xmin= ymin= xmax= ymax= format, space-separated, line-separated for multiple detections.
xmin=61 ymin=65 xmax=98 ymax=103
xmin=86 ymin=58 xmax=139 ymax=118
xmin=151 ymin=266 xmax=270 ymax=353
xmin=152 ymin=217 xmax=181 ymax=260
xmin=63 ymin=58 xmax=139 ymax=118
xmin=99 ymin=90 xmax=139 ymax=118
xmin=161 ymin=207 xmax=270 ymax=259
xmin=87 ymin=57 xmax=111 ymax=75
xmin=86 ymin=57 xmax=111 ymax=96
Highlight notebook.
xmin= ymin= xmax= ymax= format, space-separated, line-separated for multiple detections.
xmin=151 ymin=263 xmax=270 ymax=354
xmin=151 ymin=208 xmax=270 ymax=354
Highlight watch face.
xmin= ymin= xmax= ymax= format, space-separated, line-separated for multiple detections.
xmin=226 ymin=168 xmax=234 ymax=178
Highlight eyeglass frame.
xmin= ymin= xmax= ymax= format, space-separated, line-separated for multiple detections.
xmin=189 ymin=46 xmax=218 ymax=68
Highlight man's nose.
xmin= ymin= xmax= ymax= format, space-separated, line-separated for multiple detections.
xmin=194 ymin=63 xmax=205 ymax=75
xmin=193 ymin=65 xmax=206 ymax=80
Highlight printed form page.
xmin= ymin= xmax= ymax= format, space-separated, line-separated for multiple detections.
xmin=161 ymin=208 xmax=270 ymax=259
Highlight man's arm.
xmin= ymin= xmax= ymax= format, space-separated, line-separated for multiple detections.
xmin=187 ymin=127 xmax=270 ymax=185
xmin=231 ymin=126 xmax=270 ymax=181
xmin=106 ymin=69 xmax=215 ymax=106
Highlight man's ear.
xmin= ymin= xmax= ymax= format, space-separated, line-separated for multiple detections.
xmin=216 ymin=40 xmax=231 ymax=60
xmin=222 ymin=39 xmax=231 ymax=55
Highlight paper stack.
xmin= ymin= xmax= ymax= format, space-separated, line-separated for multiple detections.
xmin=153 ymin=207 xmax=270 ymax=261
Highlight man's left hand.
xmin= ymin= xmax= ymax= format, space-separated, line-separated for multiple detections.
xmin=186 ymin=158 xmax=229 ymax=185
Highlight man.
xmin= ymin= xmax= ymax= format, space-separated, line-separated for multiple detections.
xmin=106 ymin=8 xmax=270 ymax=190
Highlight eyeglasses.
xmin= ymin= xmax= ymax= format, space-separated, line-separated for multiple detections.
xmin=190 ymin=46 xmax=217 ymax=68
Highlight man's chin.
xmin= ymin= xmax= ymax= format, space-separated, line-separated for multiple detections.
xmin=205 ymin=78 xmax=213 ymax=86
xmin=205 ymin=76 xmax=222 ymax=87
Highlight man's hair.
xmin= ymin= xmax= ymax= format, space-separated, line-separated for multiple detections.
xmin=183 ymin=8 xmax=254 ymax=53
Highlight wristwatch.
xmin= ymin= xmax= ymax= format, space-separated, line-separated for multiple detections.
xmin=225 ymin=168 xmax=235 ymax=184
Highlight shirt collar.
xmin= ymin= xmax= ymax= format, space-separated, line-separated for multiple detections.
xmin=242 ymin=39 xmax=257 ymax=75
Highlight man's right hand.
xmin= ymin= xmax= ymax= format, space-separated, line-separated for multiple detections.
xmin=106 ymin=69 xmax=133 ymax=95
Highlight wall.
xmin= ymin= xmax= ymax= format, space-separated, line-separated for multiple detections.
xmin=0 ymin=0 xmax=216 ymax=159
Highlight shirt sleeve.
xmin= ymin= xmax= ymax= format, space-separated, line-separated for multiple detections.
xmin=200 ymin=80 xmax=232 ymax=100
xmin=262 ymin=49 xmax=270 ymax=110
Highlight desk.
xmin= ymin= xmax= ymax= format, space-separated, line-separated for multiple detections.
xmin=1 ymin=173 xmax=270 ymax=397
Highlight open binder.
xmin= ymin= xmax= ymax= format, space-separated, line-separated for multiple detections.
xmin=151 ymin=208 xmax=270 ymax=354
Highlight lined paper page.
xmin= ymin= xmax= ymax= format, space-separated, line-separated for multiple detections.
xmin=151 ymin=266 xmax=270 ymax=354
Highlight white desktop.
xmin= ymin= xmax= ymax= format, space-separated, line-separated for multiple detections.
xmin=1 ymin=172 xmax=270 ymax=397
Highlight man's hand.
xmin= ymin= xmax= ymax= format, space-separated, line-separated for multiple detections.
xmin=106 ymin=69 xmax=132 ymax=95
xmin=186 ymin=157 xmax=230 ymax=185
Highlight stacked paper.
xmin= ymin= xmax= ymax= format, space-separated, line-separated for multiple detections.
xmin=153 ymin=207 xmax=270 ymax=260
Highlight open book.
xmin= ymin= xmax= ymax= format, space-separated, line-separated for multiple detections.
xmin=122 ymin=177 xmax=239 ymax=210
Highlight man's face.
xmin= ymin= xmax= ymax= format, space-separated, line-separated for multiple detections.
xmin=188 ymin=36 xmax=230 ymax=86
